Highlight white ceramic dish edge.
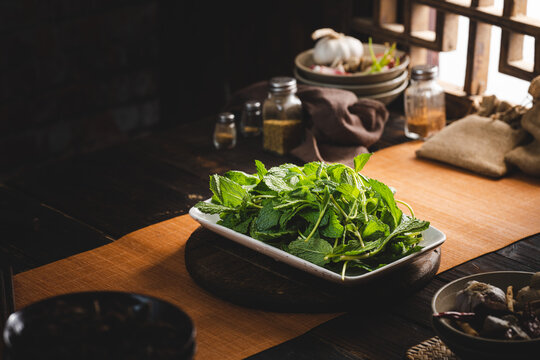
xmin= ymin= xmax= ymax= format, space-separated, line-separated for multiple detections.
xmin=189 ymin=199 xmax=446 ymax=285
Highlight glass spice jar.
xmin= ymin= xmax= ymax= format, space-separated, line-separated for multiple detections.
xmin=262 ymin=77 xmax=304 ymax=155
xmin=404 ymin=65 xmax=447 ymax=140
xmin=213 ymin=112 xmax=237 ymax=150
xmin=240 ymin=100 xmax=262 ymax=137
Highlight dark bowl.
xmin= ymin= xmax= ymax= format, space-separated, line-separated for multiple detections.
xmin=2 ymin=291 xmax=196 ymax=360
xmin=431 ymin=271 xmax=540 ymax=360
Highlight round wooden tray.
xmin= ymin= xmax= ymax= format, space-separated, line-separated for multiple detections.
xmin=185 ymin=227 xmax=440 ymax=313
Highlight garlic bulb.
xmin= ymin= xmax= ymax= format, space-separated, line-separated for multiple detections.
xmin=311 ymin=28 xmax=363 ymax=70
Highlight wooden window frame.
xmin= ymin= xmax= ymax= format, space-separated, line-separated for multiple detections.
xmin=351 ymin=0 xmax=539 ymax=114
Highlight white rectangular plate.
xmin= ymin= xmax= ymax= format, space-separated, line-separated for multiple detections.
xmin=189 ymin=200 xmax=446 ymax=285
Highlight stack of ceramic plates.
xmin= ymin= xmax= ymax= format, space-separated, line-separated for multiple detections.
xmin=294 ymin=43 xmax=410 ymax=105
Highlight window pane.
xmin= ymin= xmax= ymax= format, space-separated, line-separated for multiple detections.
xmin=528 ymin=0 xmax=540 ymax=22
xmin=438 ymin=16 xmax=469 ymax=89
xmin=485 ymin=26 xmax=531 ymax=105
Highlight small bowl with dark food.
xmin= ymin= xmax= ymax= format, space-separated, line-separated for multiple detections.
xmin=2 ymin=291 xmax=196 ymax=360
xmin=432 ymin=271 xmax=540 ymax=360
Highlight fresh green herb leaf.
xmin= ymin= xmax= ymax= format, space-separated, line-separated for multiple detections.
xmin=288 ymin=237 xmax=333 ymax=266
xmin=196 ymin=155 xmax=429 ymax=279
xmin=361 ymin=216 xmax=390 ymax=242
xmin=218 ymin=175 xmax=248 ymax=207
xmin=255 ymin=201 xmax=281 ymax=231
xmin=263 ymin=174 xmax=293 ymax=192
xmin=209 ymin=174 xmax=223 ymax=204
xmin=252 ymin=228 xmax=297 ymax=241
xmin=224 ymin=170 xmax=259 ymax=186
xmin=321 ymin=209 xmax=344 ymax=238
xmin=368 ymin=178 xmax=402 ymax=229
xmin=255 ymin=160 xmax=267 ymax=179
xmin=194 ymin=201 xmax=235 ymax=214
xmin=335 ymin=183 xmax=360 ymax=199
xmin=354 ymin=153 xmax=372 ymax=173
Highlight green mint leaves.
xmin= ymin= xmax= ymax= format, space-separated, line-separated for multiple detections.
xmin=195 ymin=154 xmax=429 ymax=279
xmin=354 ymin=153 xmax=372 ymax=172
xmin=289 ymin=237 xmax=333 ymax=266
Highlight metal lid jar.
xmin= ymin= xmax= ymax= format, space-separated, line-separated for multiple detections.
xmin=404 ymin=65 xmax=446 ymax=140
xmin=213 ymin=112 xmax=237 ymax=150
xmin=262 ymin=77 xmax=304 ymax=155
xmin=240 ymin=100 xmax=262 ymax=137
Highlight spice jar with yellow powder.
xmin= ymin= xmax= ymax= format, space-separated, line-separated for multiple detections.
xmin=262 ymin=77 xmax=304 ymax=155
xmin=213 ymin=112 xmax=237 ymax=150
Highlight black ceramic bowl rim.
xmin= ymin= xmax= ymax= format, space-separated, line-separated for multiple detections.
xmin=431 ymin=271 xmax=539 ymax=344
xmin=3 ymin=290 xmax=196 ymax=356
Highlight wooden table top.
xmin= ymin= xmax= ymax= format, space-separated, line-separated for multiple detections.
xmin=1 ymin=112 xmax=539 ymax=359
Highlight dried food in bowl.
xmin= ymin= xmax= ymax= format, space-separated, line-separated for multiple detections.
xmin=2 ymin=291 xmax=196 ymax=360
xmin=294 ymin=44 xmax=409 ymax=86
xmin=431 ymin=271 xmax=540 ymax=360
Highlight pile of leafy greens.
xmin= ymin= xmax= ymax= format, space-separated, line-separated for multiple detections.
xmin=194 ymin=154 xmax=429 ymax=279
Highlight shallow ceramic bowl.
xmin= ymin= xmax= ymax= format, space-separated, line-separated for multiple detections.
xmin=3 ymin=291 xmax=196 ymax=359
xmin=295 ymin=69 xmax=408 ymax=105
xmin=295 ymin=43 xmax=410 ymax=85
xmin=431 ymin=271 xmax=540 ymax=360
xmin=294 ymin=68 xmax=408 ymax=96
xmin=359 ymin=78 xmax=408 ymax=105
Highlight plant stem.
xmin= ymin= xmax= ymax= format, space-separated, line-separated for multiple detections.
xmin=341 ymin=260 xmax=349 ymax=281
xmin=330 ymin=195 xmax=348 ymax=220
xmin=348 ymin=200 xmax=358 ymax=219
xmin=368 ymin=37 xmax=382 ymax=72
xmin=350 ymin=224 xmax=365 ymax=247
xmin=304 ymin=192 xmax=329 ymax=242
xmin=352 ymin=171 xmax=369 ymax=222
xmin=396 ymin=199 xmax=415 ymax=218
xmin=273 ymin=199 xmax=311 ymax=209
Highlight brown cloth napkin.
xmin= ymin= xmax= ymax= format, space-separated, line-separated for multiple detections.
xmin=224 ymin=80 xmax=389 ymax=167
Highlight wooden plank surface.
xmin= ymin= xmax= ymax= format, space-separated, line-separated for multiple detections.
xmin=2 ymin=112 xmax=408 ymax=273
xmin=12 ymin=215 xmax=339 ymax=360
xmin=247 ymin=234 xmax=540 ymax=360
xmin=10 ymin=213 xmax=539 ymax=360
xmin=1 ymin=109 xmax=539 ymax=359
xmin=0 ymin=185 xmax=112 ymax=273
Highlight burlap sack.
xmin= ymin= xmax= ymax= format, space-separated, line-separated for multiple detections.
xmin=504 ymin=99 xmax=540 ymax=177
xmin=505 ymin=141 xmax=540 ymax=177
xmin=416 ymin=115 xmax=527 ymax=178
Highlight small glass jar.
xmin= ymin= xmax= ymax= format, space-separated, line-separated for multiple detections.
xmin=240 ymin=100 xmax=262 ymax=137
xmin=262 ymin=76 xmax=304 ymax=155
xmin=404 ymin=65 xmax=446 ymax=140
xmin=213 ymin=112 xmax=237 ymax=150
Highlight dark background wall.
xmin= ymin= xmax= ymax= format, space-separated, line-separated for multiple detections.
xmin=0 ymin=0 xmax=369 ymax=176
